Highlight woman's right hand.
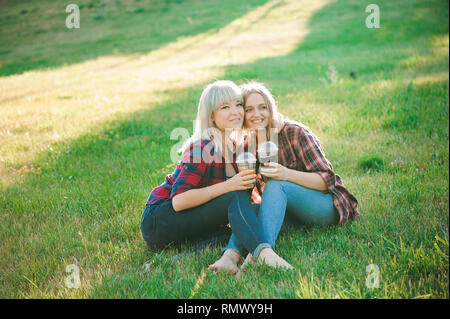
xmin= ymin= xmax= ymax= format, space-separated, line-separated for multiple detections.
xmin=225 ymin=170 xmax=256 ymax=191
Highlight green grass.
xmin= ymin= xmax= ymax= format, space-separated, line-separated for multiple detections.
xmin=0 ymin=0 xmax=448 ymax=298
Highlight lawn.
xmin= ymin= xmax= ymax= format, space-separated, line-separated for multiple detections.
xmin=0 ymin=0 xmax=448 ymax=298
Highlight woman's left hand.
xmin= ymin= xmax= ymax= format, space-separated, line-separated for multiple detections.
xmin=260 ymin=162 xmax=290 ymax=181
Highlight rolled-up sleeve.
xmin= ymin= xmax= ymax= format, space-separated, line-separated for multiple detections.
xmin=297 ymin=128 xmax=337 ymax=193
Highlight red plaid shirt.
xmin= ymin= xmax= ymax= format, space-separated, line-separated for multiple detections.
xmin=251 ymin=121 xmax=359 ymax=224
xmin=146 ymin=139 xmax=237 ymax=207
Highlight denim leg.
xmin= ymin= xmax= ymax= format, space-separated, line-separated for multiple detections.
xmin=142 ymin=191 xmax=237 ymax=249
xmin=281 ymin=181 xmax=339 ymax=226
xmin=259 ymin=180 xmax=289 ymax=248
xmin=223 ymin=203 xmax=260 ymax=257
xmin=221 ymin=180 xmax=338 ymax=257
xmin=223 ymin=234 xmax=246 ymax=257
xmin=227 ymin=191 xmax=271 ymax=259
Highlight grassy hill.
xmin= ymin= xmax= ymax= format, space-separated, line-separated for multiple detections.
xmin=0 ymin=0 xmax=448 ymax=298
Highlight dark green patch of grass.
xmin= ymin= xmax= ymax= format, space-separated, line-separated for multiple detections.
xmin=358 ymin=155 xmax=385 ymax=171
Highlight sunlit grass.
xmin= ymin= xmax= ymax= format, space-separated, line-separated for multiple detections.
xmin=0 ymin=0 xmax=329 ymax=186
xmin=0 ymin=0 xmax=448 ymax=298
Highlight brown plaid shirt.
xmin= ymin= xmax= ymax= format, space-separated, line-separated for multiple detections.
xmin=251 ymin=121 xmax=359 ymax=224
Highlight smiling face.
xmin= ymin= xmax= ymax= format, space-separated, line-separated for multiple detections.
xmin=211 ymin=99 xmax=244 ymax=132
xmin=244 ymin=93 xmax=271 ymax=129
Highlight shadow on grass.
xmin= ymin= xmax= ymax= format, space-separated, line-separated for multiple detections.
xmin=0 ymin=0 xmax=448 ymax=298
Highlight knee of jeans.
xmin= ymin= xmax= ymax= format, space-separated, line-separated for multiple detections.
xmin=140 ymin=213 xmax=157 ymax=247
xmin=315 ymin=193 xmax=335 ymax=215
xmin=142 ymin=228 xmax=165 ymax=251
xmin=324 ymin=205 xmax=339 ymax=226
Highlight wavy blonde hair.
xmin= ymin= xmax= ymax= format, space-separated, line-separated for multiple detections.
xmin=240 ymin=81 xmax=285 ymax=141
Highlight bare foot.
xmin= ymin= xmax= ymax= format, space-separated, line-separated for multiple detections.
xmin=209 ymin=249 xmax=241 ymax=275
xmin=240 ymin=253 xmax=255 ymax=270
xmin=258 ymin=248 xmax=294 ymax=270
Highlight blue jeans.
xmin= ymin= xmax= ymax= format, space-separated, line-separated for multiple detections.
xmin=224 ymin=180 xmax=339 ymax=257
xmin=140 ymin=190 xmax=269 ymax=257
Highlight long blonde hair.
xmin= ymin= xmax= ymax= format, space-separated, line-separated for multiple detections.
xmin=240 ymin=81 xmax=285 ymax=141
xmin=181 ymin=80 xmax=244 ymax=155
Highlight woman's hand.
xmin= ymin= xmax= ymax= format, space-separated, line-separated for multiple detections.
xmin=225 ymin=170 xmax=256 ymax=191
xmin=260 ymin=162 xmax=290 ymax=181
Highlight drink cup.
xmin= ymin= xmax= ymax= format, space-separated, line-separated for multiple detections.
xmin=258 ymin=151 xmax=278 ymax=165
xmin=236 ymin=152 xmax=257 ymax=187
xmin=257 ymin=141 xmax=278 ymax=164
xmin=257 ymin=141 xmax=278 ymax=182
xmin=238 ymin=165 xmax=256 ymax=174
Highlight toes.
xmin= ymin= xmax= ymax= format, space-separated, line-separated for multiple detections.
xmin=259 ymin=254 xmax=293 ymax=270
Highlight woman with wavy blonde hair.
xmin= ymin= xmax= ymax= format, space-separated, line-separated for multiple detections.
xmin=141 ymin=80 xmax=291 ymax=274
